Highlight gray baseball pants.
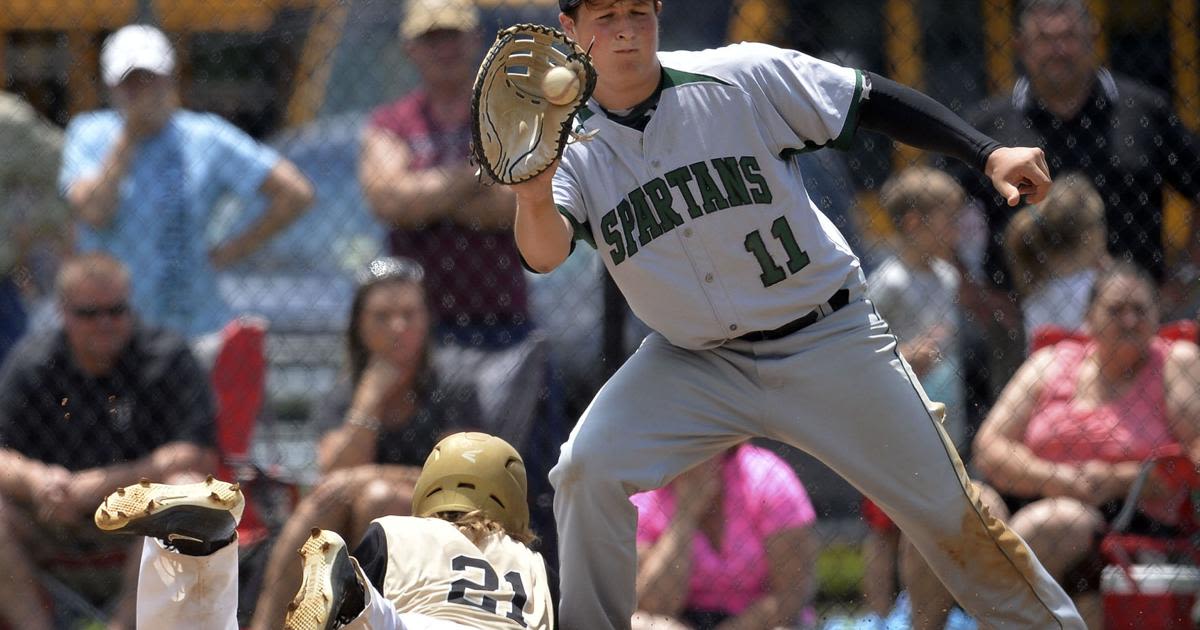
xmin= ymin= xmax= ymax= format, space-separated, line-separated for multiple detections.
xmin=550 ymin=295 xmax=1084 ymax=629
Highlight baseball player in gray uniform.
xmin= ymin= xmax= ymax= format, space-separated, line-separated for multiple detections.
xmin=511 ymin=1 xmax=1085 ymax=629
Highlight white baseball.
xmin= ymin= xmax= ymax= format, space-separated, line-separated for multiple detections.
xmin=542 ymin=66 xmax=581 ymax=106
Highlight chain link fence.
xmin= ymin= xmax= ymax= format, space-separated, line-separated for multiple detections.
xmin=0 ymin=0 xmax=1198 ymax=627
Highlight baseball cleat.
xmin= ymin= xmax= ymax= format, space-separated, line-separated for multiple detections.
xmin=284 ymin=528 xmax=362 ymax=630
xmin=93 ymin=476 xmax=243 ymax=546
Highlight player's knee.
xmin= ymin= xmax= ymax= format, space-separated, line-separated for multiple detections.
xmin=309 ymin=468 xmax=359 ymax=508
xmin=353 ymin=478 xmax=413 ymax=520
xmin=550 ymin=441 xmax=621 ymax=494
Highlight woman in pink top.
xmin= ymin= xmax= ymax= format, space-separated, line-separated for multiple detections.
xmin=972 ymin=263 xmax=1200 ymax=627
xmin=629 ymin=443 xmax=817 ymax=630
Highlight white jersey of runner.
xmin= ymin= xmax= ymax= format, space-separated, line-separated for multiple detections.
xmin=553 ymin=42 xmax=868 ymax=350
xmin=375 ymin=516 xmax=554 ymax=630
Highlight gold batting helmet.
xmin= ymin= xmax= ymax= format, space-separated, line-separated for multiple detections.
xmin=411 ymin=432 xmax=530 ymax=534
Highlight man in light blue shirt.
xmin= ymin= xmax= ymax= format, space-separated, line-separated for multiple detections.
xmin=60 ymin=25 xmax=313 ymax=338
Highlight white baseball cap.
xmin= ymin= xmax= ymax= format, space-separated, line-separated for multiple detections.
xmin=101 ymin=25 xmax=176 ymax=88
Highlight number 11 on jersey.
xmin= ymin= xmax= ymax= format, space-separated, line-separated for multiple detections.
xmin=744 ymin=215 xmax=810 ymax=287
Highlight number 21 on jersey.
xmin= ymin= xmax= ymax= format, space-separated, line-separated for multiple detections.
xmin=744 ymin=215 xmax=810 ymax=287
xmin=446 ymin=555 xmax=530 ymax=626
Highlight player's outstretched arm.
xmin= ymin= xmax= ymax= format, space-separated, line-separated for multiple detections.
xmin=858 ymin=72 xmax=1051 ymax=205
xmin=511 ymin=163 xmax=574 ymax=273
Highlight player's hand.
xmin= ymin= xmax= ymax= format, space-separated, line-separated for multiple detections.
xmin=351 ymin=356 xmax=414 ymax=417
xmin=62 ymin=469 xmax=115 ymax=521
xmin=32 ymin=465 xmax=72 ymax=522
xmin=1076 ymin=460 xmax=1136 ymax=505
xmin=208 ymin=241 xmax=241 ymax=269
xmin=508 ymin=159 xmax=559 ymax=202
xmin=984 ymin=147 xmax=1051 ymax=206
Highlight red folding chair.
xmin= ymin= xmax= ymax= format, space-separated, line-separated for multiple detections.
xmin=1099 ymin=451 xmax=1200 ymax=629
xmin=209 ymin=315 xmax=288 ymax=548
xmin=1027 ymin=321 xmax=1200 ymax=628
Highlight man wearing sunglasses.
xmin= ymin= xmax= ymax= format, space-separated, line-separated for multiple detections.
xmin=0 ymin=252 xmax=217 ymax=630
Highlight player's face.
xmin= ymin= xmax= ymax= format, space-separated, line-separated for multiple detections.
xmin=1018 ymin=9 xmax=1096 ymax=93
xmin=61 ymin=277 xmax=134 ymax=370
xmin=111 ymin=70 xmax=176 ymax=131
xmin=561 ymin=0 xmax=661 ymax=95
xmin=358 ymin=280 xmax=430 ymax=367
xmin=1087 ymin=273 xmax=1158 ymax=358
xmin=405 ymin=28 xmax=480 ymax=90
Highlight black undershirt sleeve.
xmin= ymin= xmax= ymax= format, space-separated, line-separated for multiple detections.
xmin=351 ymin=522 xmax=388 ymax=593
xmin=858 ymin=71 xmax=1002 ymax=172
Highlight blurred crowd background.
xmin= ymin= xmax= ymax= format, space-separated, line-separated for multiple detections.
xmin=0 ymin=0 xmax=1199 ymax=628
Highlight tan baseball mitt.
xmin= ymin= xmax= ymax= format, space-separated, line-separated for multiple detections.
xmin=470 ymin=24 xmax=597 ymax=184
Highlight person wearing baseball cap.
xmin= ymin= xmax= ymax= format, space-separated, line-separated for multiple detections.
xmin=100 ymin=24 xmax=176 ymax=89
xmin=59 ymin=24 xmax=313 ymax=340
xmin=400 ymin=0 xmax=480 ymax=40
xmin=360 ymin=0 xmax=532 ymax=348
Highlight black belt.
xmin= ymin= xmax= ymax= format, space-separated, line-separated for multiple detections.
xmin=737 ymin=288 xmax=850 ymax=342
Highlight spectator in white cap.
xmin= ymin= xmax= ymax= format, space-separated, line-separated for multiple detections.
xmin=59 ymin=24 xmax=314 ymax=339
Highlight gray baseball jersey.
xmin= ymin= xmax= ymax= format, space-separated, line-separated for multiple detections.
xmin=545 ymin=41 xmax=1085 ymax=630
xmin=553 ymin=42 xmax=864 ymax=350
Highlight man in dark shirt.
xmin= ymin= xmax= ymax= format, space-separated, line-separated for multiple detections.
xmin=0 ymin=253 xmax=217 ymax=630
xmin=964 ymin=0 xmax=1200 ymax=290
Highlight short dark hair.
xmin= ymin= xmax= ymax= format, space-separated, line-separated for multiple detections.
xmin=561 ymin=0 xmax=659 ymax=20
xmin=1018 ymin=0 xmax=1092 ymax=26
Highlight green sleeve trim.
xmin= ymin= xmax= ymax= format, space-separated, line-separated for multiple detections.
xmin=662 ymin=67 xmax=733 ymax=89
xmin=778 ymin=69 xmax=865 ymax=160
xmin=829 ymin=68 xmax=865 ymax=151
xmin=557 ymin=204 xmax=595 ymax=249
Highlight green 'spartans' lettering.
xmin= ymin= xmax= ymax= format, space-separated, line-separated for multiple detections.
xmin=664 ymin=167 xmax=704 ymax=219
xmin=712 ymin=157 xmax=751 ymax=207
xmin=615 ymin=199 xmax=640 ymax=258
xmin=642 ymin=178 xmax=687 ymax=230
xmin=740 ymin=156 xmax=773 ymax=204
xmin=600 ymin=209 xmax=626 ymax=264
xmin=600 ymin=156 xmax=775 ymax=267
xmin=629 ymin=188 xmax=665 ymax=245
xmin=689 ymin=162 xmax=731 ymax=214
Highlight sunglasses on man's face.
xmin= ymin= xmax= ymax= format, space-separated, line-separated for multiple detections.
xmin=68 ymin=303 xmax=131 ymax=319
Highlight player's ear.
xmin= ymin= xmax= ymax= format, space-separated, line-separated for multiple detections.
xmin=559 ymin=12 xmax=576 ymax=38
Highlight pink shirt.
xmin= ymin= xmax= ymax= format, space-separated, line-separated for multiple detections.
xmin=631 ymin=445 xmax=816 ymax=614
xmin=1025 ymin=338 xmax=1180 ymax=463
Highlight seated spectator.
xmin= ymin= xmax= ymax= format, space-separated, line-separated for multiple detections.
xmin=0 ymin=253 xmax=218 ymax=630
xmin=250 ymin=256 xmax=481 ymax=629
xmin=971 ymin=263 xmax=1200 ymax=627
xmin=867 ymin=167 xmax=967 ymax=449
xmin=59 ymin=25 xmax=312 ymax=338
xmin=630 ymin=443 xmax=817 ymax=630
xmin=1005 ymin=173 xmax=1109 ymax=348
